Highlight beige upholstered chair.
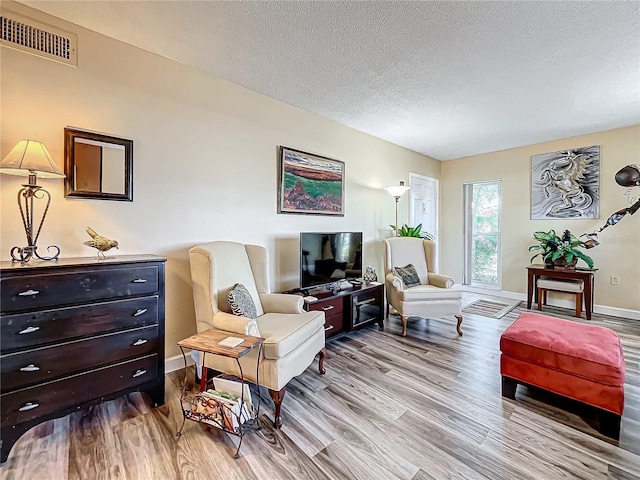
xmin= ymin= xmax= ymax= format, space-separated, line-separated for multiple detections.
xmin=383 ymin=237 xmax=463 ymax=337
xmin=189 ymin=241 xmax=326 ymax=428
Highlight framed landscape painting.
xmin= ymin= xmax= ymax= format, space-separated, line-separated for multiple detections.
xmin=278 ymin=146 xmax=345 ymax=216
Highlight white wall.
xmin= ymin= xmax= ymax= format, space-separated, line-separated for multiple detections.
xmin=0 ymin=2 xmax=440 ymax=357
xmin=441 ymin=126 xmax=640 ymax=313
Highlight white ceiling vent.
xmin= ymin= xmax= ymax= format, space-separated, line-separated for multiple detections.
xmin=0 ymin=11 xmax=77 ymax=66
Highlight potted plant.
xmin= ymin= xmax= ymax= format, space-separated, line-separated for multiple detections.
xmin=529 ymin=229 xmax=594 ymax=269
xmin=390 ymin=223 xmax=435 ymax=240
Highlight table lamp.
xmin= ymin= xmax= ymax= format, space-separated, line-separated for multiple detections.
xmin=0 ymin=139 xmax=66 ymax=263
xmin=384 ymin=181 xmax=410 ymax=236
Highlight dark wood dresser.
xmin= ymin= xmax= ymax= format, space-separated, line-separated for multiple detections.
xmin=0 ymin=255 xmax=166 ymax=463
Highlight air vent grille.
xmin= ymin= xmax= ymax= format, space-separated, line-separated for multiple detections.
xmin=0 ymin=12 xmax=77 ymax=66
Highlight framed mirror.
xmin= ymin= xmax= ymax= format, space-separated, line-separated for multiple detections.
xmin=64 ymin=128 xmax=133 ymax=201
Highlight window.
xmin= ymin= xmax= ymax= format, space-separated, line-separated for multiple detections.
xmin=463 ymin=180 xmax=501 ymax=288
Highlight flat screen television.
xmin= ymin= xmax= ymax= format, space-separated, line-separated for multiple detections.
xmin=300 ymin=232 xmax=363 ymax=290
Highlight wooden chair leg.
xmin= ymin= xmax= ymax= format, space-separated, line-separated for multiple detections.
xmin=268 ymin=387 xmax=287 ymax=429
xmin=318 ymin=347 xmax=326 ymax=374
xmin=543 ymin=289 xmax=548 ymax=305
xmin=400 ymin=316 xmax=407 ymax=337
xmin=455 ymin=315 xmax=463 ymax=336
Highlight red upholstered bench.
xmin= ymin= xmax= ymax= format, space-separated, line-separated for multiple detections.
xmin=500 ymin=311 xmax=625 ymax=439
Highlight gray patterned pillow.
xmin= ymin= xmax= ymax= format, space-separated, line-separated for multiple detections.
xmin=393 ymin=264 xmax=421 ymax=288
xmin=228 ymin=284 xmax=258 ymax=320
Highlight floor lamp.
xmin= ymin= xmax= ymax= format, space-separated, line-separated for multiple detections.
xmin=384 ymin=181 xmax=410 ymax=236
xmin=0 ymin=140 xmax=66 ymax=263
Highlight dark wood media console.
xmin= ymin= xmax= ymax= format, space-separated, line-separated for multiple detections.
xmin=0 ymin=255 xmax=166 ymax=463
xmin=304 ymin=283 xmax=384 ymax=339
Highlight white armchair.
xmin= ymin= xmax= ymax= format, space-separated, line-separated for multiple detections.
xmin=189 ymin=241 xmax=326 ymax=428
xmin=383 ymin=237 xmax=463 ymax=337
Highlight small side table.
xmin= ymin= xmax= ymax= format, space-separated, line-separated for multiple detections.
xmin=176 ymin=328 xmax=264 ymax=458
xmin=526 ymin=265 xmax=597 ymax=320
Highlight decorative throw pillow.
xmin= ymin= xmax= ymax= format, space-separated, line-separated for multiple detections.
xmin=228 ymin=283 xmax=258 ymax=320
xmin=393 ymin=264 xmax=421 ymax=288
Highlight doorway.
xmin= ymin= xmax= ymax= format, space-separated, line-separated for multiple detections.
xmin=409 ymin=173 xmax=439 ymax=243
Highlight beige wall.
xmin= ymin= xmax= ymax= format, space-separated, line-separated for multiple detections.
xmin=0 ymin=3 xmax=439 ymax=358
xmin=441 ymin=126 xmax=640 ymax=312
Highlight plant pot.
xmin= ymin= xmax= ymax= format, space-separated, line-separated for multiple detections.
xmin=552 ymin=257 xmax=578 ymax=269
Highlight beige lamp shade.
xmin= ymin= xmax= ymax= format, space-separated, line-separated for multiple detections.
xmin=0 ymin=140 xmax=65 ymax=178
xmin=384 ymin=181 xmax=410 ymax=198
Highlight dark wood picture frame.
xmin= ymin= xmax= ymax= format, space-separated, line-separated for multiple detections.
xmin=64 ymin=128 xmax=133 ymax=202
xmin=277 ymin=146 xmax=345 ymax=216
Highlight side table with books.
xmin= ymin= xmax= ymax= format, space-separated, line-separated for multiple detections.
xmin=176 ymin=329 xmax=264 ymax=458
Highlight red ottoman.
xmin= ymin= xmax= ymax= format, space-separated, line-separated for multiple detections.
xmin=500 ymin=311 xmax=625 ymax=439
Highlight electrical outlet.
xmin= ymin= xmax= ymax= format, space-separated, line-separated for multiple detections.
xmin=610 ymin=275 xmax=620 ymax=285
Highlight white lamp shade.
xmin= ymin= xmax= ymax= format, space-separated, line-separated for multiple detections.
xmin=384 ymin=184 xmax=410 ymax=198
xmin=0 ymin=140 xmax=65 ymax=178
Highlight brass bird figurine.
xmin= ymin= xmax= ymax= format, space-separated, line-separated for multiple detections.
xmin=84 ymin=227 xmax=118 ymax=259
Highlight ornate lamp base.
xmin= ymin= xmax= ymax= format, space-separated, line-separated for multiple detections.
xmin=10 ymin=181 xmax=61 ymax=264
xmin=10 ymin=244 xmax=61 ymax=264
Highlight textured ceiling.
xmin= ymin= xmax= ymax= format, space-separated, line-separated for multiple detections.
xmin=18 ymin=1 xmax=640 ymax=160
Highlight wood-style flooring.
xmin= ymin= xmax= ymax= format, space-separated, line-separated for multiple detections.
xmin=2 ymin=293 xmax=639 ymax=479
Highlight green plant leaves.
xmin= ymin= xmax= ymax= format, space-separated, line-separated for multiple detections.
xmin=391 ymin=223 xmax=434 ymax=240
xmin=529 ymin=228 xmax=594 ymax=268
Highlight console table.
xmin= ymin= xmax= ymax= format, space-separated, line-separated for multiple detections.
xmin=304 ymin=283 xmax=384 ymax=338
xmin=0 ymin=255 xmax=166 ymax=463
xmin=526 ymin=265 xmax=597 ymax=320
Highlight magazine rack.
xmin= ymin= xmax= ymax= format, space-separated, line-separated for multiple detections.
xmin=176 ymin=329 xmax=264 ymax=458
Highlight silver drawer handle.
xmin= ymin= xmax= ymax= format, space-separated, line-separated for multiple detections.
xmin=132 ymin=369 xmax=147 ymax=378
xmin=133 ymin=339 xmax=148 ymax=346
xmin=18 ymin=402 xmax=40 ymax=412
xmin=324 ymin=325 xmax=334 ymax=331
xmin=19 ymin=326 xmax=40 ymax=335
xmin=20 ymin=364 xmax=40 ymax=372
xmin=133 ymin=308 xmax=148 ymax=317
xmin=132 ymin=278 xmax=147 ymax=283
xmin=322 ymin=305 xmax=335 ymax=311
xmin=18 ymin=289 xmax=40 ymax=296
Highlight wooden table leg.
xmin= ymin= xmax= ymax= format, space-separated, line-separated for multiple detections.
xmin=585 ymin=274 xmax=593 ymax=320
xmin=527 ymin=271 xmax=534 ymax=309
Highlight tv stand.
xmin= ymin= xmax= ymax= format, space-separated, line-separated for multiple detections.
xmin=303 ymin=283 xmax=384 ymax=339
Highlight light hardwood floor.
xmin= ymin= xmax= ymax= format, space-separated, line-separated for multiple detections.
xmin=2 ymin=294 xmax=639 ymax=479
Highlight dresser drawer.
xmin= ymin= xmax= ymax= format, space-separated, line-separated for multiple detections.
xmin=1 ymin=296 xmax=158 ymax=352
xmin=1 ymin=325 xmax=159 ymax=392
xmin=324 ymin=312 xmax=344 ymax=338
xmin=306 ymin=296 xmax=344 ymax=337
xmin=1 ymin=265 xmax=159 ymax=313
xmin=306 ymin=296 xmax=344 ymax=316
xmin=1 ymin=354 xmax=158 ymax=425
